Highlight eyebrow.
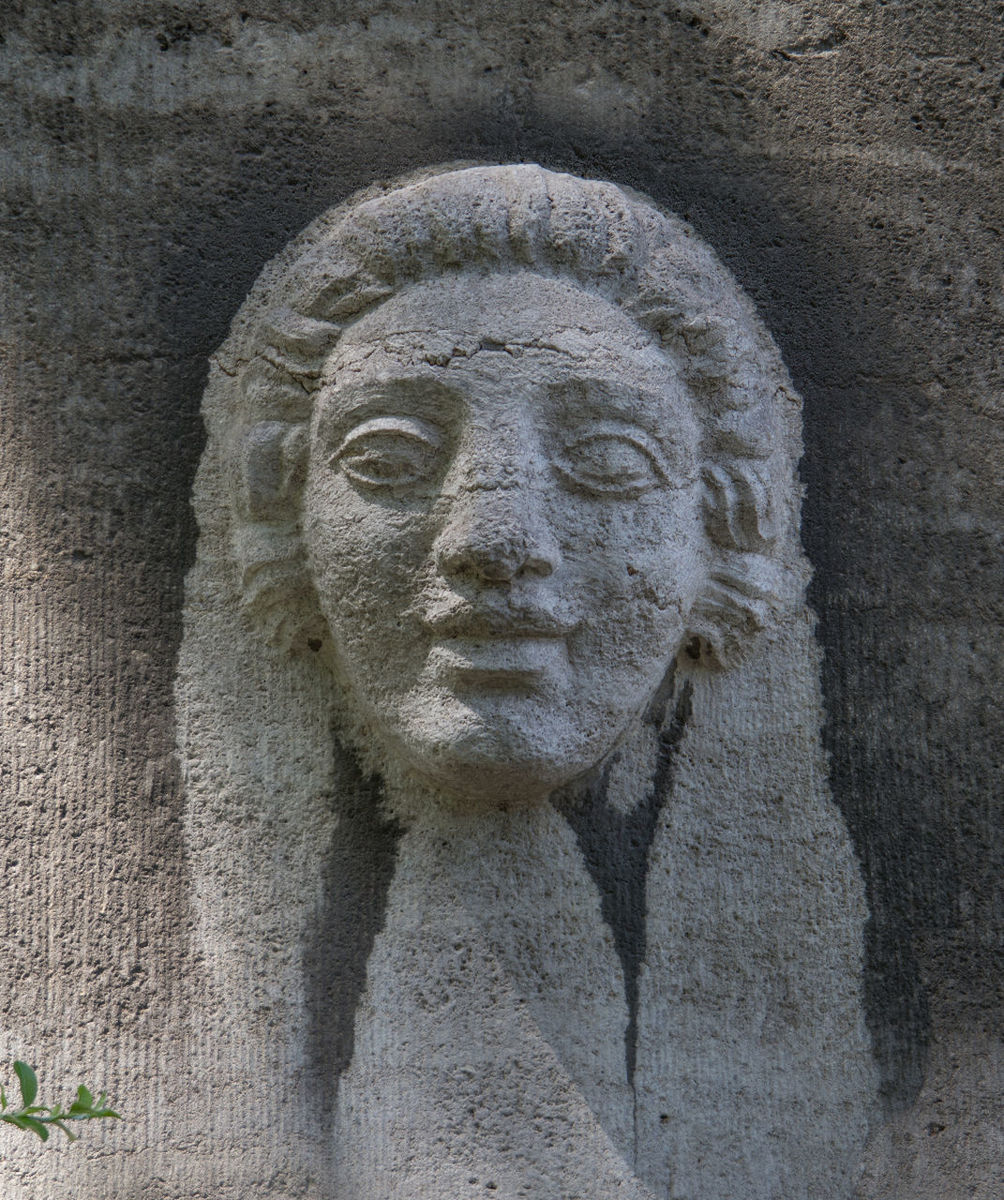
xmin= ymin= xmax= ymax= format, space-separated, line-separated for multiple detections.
xmin=547 ymin=375 xmax=693 ymax=434
xmin=315 ymin=376 xmax=462 ymax=439
xmin=315 ymin=367 xmax=695 ymax=455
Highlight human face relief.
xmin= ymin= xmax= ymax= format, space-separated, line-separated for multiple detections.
xmin=303 ymin=271 xmax=705 ymax=805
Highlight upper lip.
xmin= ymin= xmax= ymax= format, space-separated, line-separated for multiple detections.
xmin=419 ymin=600 xmax=576 ymax=639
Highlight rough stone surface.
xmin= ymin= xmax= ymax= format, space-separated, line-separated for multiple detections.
xmin=0 ymin=5 xmax=1000 ymax=1200
xmin=175 ymin=164 xmax=873 ymax=1196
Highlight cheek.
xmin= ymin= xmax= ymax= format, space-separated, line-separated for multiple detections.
xmin=559 ymin=491 xmax=703 ymax=598
xmin=560 ymin=492 xmax=703 ymax=660
xmin=303 ymin=477 xmax=436 ymax=628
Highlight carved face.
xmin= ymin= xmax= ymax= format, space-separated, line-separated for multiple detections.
xmin=303 ymin=271 xmax=705 ymax=803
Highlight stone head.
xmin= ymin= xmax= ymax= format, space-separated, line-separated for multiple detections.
xmin=217 ymin=166 xmax=798 ymax=806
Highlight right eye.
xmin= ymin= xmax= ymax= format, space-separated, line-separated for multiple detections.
xmin=332 ymin=416 xmax=443 ymax=490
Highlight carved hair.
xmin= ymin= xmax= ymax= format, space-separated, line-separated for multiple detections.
xmin=211 ymin=165 xmax=804 ymax=666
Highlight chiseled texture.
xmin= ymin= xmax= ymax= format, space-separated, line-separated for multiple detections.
xmin=173 ymin=164 xmax=873 ymax=1197
xmin=0 ymin=5 xmax=1000 ymax=1200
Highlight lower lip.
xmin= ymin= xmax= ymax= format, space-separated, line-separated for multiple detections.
xmin=428 ymin=636 xmax=566 ymax=683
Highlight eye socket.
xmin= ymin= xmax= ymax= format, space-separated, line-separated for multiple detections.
xmin=332 ymin=416 xmax=443 ymax=490
xmin=555 ymin=425 xmax=667 ymax=498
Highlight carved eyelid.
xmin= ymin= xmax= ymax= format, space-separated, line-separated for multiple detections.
xmin=557 ymin=421 xmax=670 ymax=483
xmin=332 ymin=415 xmax=443 ymax=460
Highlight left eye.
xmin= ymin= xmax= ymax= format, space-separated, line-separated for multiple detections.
xmin=555 ymin=431 xmax=665 ymax=497
xmin=332 ymin=417 xmax=443 ymax=490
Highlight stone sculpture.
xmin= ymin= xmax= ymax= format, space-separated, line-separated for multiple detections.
xmin=179 ymin=165 xmax=876 ymax=1198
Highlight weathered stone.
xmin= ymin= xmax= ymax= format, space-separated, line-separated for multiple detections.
xmin=1 ymin=7 xmax=999 ymax=1199
xmin=178 ymin=165 xmax=873 ymax=1198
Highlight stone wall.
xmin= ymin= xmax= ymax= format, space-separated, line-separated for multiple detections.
xmin=1 ymin=3 xmax=1000 ymax=1198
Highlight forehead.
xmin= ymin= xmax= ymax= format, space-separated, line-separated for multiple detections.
xmin=324 ymin=271 xmax=678 ymax=387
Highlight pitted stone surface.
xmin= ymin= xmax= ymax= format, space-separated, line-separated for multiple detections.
xmin=1 ymin=7 xmax=1000 ymax=1200
xmin=176 ymin=165 xmax=874 ymax=1198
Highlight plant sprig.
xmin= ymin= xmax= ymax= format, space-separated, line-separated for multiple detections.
xmin=1 ymin=1061 xmax=120 ymax=1142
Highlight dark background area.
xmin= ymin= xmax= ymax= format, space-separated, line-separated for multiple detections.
xmin=1 ymin=0 xmax=1000 ymax=1185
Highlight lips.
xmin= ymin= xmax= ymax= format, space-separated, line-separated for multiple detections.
xmin=419 ymin=600 xmax=576 ymax=640
xmin=415 ymin=598 xmax=575 ymax=686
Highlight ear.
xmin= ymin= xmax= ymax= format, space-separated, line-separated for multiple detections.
xmin=230 ymin=420 xmax=326 ymax=653
xmin=685 ymin=565 xmax=783 ymax=669
xmin=238 ymin=421 xmax=309 ymax=521
xmin=701 ymin=462 xmax=779 ymax=552
xmin=684 ymin=448 xmax=792 ymax=668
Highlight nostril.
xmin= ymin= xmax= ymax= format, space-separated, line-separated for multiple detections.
xmin=522 ymin=551 xmax=554 ymax=579
xmin=433 ymin=485 xmax=563 ymax=584
xmin=436 ymin=532 xmax=558 ymax=583
xmin=437 ymin=539 xmax=523 ymax=583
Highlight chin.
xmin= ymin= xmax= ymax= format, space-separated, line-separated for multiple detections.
xmin=390 ymin=716 xmax=602 ymax=810
xmin=348 ymin=685 xmax=636 ymax=813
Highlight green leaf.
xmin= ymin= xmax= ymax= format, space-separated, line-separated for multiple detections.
xmin=4 ymin=1114 xmax=48 ymax=1140
xmin=50 ymin=1120 xmax=77 ymax=1142
xmin=1 ymin=1065 xmax=121 ymax=1141
xmin=20 ymin=1116 xmax=49 ymax=1141
xmin=13 ymin=1062 xmax=38 ymax=1108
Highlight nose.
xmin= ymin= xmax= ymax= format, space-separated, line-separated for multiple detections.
xmin=434 ymin=480 xmax=561 ymax=584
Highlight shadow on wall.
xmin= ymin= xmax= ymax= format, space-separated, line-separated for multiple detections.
xmin=301 ymin=747 xmax=402 ymax=1123
xmin=156 ymin=101 xmax=958 ymax=1115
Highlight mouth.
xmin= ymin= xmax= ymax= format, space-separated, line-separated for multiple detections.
xmin=426 ymin=637 xmax=566 ymax=687
xmin=419 ymin=602 xmax=575 ymax=686
xmin=420 ymin=602 xmax=576 ymax=641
